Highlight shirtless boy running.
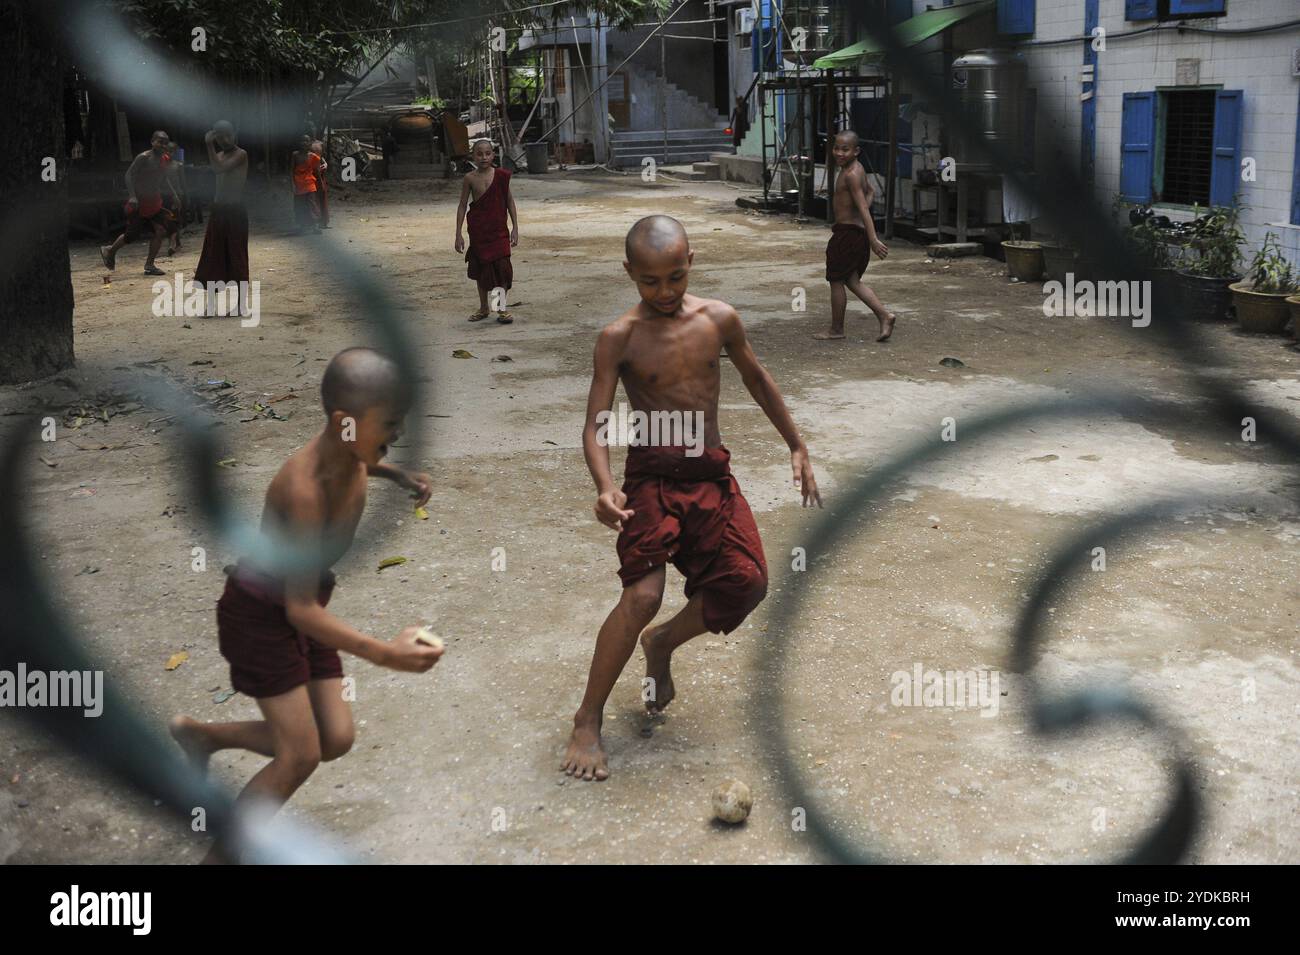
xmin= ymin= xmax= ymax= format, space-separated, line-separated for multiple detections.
xmin=816 ymin=131 xmax=896 ymax=342
xmin=562 ymin=215 xmax=821 ymax=781
xmin=101 ymin=130 xmax=172 ymax=275
xmin=170 ymin=347 xmax=442 ymax=861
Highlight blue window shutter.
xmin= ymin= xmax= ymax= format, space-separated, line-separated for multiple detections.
xmin=1169 ymin=0 xmax=1225 ymax=15
xmin=1209 ymin=90 xmax=1243 ymax=208
xmin=997 ymin=0 xmax=1035 ymax=35
xmin=1120 ymin=92 xmax=1156 ymax=203
xmin=1125 ymin=0 xmax=1157 ymax=19
xmin=1291 ymin=88 xmax=1300 ymax=225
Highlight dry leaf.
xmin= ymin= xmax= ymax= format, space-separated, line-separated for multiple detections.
xmin=165 ymin=651 xmax=189 ymax=671
xmin=451 ymin=349 xmax=476 ymax=359
xmin=377 ymin=556 xmax=408 ymax=571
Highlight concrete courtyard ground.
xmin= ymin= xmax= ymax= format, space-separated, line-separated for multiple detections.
xmin=1 ymin=170 xmax=1297 ymax=863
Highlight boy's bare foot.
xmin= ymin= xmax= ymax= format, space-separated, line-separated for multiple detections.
xmin=813 ymin=330 xmax=846 ymax=341
xmin=640 ymin=623 xmax=676 ymax=715
xmin=168 ymin=715 xmax=214 ymax=777
xmin=876 ymin=312 xmax=896 ymax=342
xmin=561 ymin=719 xmax=608 ymax=781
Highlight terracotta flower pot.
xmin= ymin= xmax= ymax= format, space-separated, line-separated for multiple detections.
xmin=1002 ymin=240 xmax=1044 ymax=282
xmin=1229 ymin=282 xmax=1293 ymax=334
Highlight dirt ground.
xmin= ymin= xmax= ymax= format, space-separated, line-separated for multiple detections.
xmin=1 ymin=170 xmax=1297 ymax=864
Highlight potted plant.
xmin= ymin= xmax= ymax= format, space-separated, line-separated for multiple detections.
xmin=1002 ymin=239 xmax=1044 ymax=282
xmin=1040 ymin=238 xmax=1081 ymax=283
xmin=1230 ymin=232 xmax=1299 ymax=334
xmin=1174 ymin=203 xmax=1244 ymax=322
xmin=1286 ymin=292 xmax=1300 ymax=339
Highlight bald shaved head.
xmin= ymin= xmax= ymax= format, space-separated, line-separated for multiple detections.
xmin=834 ymin=130 xmax=859 ymax=149
xmin=320 ymin=347 xmax=409 ymax=416
xmin=625 ymin=215 xmax=689 ymax=265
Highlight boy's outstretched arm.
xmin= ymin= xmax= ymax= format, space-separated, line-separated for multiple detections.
xmin=507 ymin=184 xmax=519 ymax=246
xmin=720 ymin=306 xmax=822 ymax=507
xmin=851 ymin=171 xmax=888 ymax=259
xmin=583 ymin=325 xmax=633 ymax=530
xmin=454 ymin=178 xmax=470 ymax=253
xmin=275 ymin=488 xmax=440 ymax=672
xmin=367 ymin=462 xmax=432 ymax=506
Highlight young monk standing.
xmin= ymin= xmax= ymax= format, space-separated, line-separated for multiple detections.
xmin=310 ymin=139 xmax=331 ymax=229
xmin=291 ymin=135 xmax=325 ymax=234
xmin=169 ymin=347 xmax=443 ymax=862
xmin=561 ymin=215 xmax=822 ymax=781
xmin=454 ymin=139 xmax=519 ymax=324
xmin=816 ymin=130 xmax=896 ymax=342
xmin=100 ymin=130 xmax=172 ymax=275
xmin=193 ymin=121 xmax=250 ymax=314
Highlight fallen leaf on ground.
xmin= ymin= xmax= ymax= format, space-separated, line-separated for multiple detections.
xmin=378 ymin=556 xmax=408 ymax=571
xmin=452 ymin=349 xmax=476 ymax=359
xmin=414 ymin=506 xmax=429 ymax=520
xmin=165 ymin=651 xmax=189 ymax=671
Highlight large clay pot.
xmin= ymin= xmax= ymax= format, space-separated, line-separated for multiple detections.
xmin=1040 ymin=244 xmax=1079 ymax=283
xmin=1174 ymin=270 xmax=1238 ymax=322
xmin=1230 ymin=283 xmax=1293 ymax=334
xmin=1002 ymin=240 xmax=1044 ymax=282
xmin=1286 ymin=295 xmax=1300 ymax=336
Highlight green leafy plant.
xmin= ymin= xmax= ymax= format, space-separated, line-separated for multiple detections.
xmin=1244 ymin=232 xmax=1299 ymax=294
xmin=1184 ymin=204 xmax=1244 ymax=279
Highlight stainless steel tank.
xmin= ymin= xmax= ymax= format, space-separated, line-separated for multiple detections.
xmin=783 ymin=1 xmax=847 ymax=56
xmin=950 ymin=49 xmax=1028 ymax=163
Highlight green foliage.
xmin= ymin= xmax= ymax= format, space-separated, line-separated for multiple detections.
xmin=1245 ymin=232 xmax=1299 ymax=294
xmin=1184 ymin=204 xmax=1244 ymax=279
xmin=112 ymin=0 xmax=444 ymax=80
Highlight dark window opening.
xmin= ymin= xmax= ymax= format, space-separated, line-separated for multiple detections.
xmin=1157 ymin=0 xmax=1226 ymax=22
xmin=1160 ymin=90 xmax=1214 ymax=206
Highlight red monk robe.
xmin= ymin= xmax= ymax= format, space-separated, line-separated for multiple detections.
xmin=616 ymin=444 xmax=768 ymax=635
xmin=465 ymin=166 xmax=513 ymax=293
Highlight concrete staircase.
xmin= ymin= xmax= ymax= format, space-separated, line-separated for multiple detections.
xmin=617 ymin=59 xmax=727 ymax=132
xmin=612 ymin=128 xmax=734 ymax=167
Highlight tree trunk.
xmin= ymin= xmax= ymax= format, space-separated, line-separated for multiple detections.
xmin=0 ymin=0 xmax=74 ymax=385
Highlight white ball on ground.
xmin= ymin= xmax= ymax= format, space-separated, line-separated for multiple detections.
xmin=711 ymin=779 xmax=752 ymax=824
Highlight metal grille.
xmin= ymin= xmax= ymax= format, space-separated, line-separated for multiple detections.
xmin=5 ymin=0 xmax=1299 ymax=867
xmin=1162 ymin=89 xmax=1214 ymax=206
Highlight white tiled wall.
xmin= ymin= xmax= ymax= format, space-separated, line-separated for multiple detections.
xmin=1021 ymin=0 xmax=1300 ymax=260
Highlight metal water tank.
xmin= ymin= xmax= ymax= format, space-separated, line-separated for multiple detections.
xmin=950 ymin=49 xmax=1028 ymax=163
xmin=784 ymin=1 xmax=846 ymax=56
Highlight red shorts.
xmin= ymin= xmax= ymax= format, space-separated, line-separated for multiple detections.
xmin=616 ymin=445 xmax=768 ymax=634
xmin=216 ymin=569 xmax=343 ymax=698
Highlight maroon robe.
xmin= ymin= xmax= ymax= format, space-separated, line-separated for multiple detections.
xmin=465 ymin=167 xmax=513 ymax=292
